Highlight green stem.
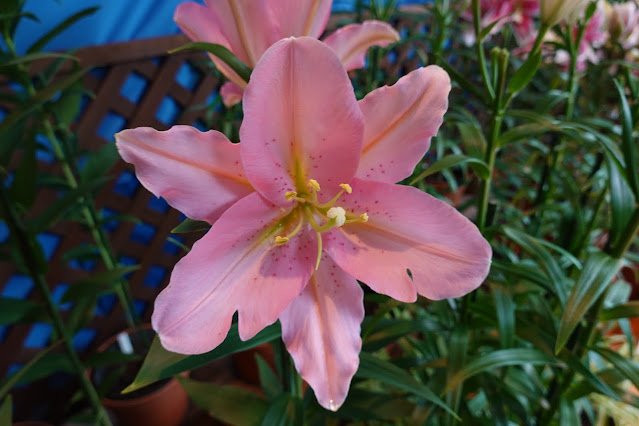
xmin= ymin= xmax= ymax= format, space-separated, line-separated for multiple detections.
xmin=0 ymin=185 xmax=112 ymax=426
xmin=472 ymin=0 xmax=495 ymax=101
xmin=41 ymin=121 xmax=139 ymax=329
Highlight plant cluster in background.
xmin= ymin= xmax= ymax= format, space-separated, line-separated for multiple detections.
xmin=0 ymin=0 xmax=638 ymax=425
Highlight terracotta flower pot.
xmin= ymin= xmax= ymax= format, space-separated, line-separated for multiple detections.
xmin=91 ymin=326 xmax=189 ymax=426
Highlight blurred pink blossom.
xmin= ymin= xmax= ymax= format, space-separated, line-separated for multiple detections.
xmin=174 ymin=0 xmax=399 ymax=106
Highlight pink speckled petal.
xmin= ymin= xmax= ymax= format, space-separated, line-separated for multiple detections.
xmin=115 ymin=126 xmax=253 ymax=224
xmin=267 ymin=0 xmax=332 ymax=38
xmin=174 ymin=2 xmax=248 ymax=89
xmin=152 ymin=192 xmax=317 ymax=354
xmin=280 ymin=255 xmax=363 ymax=411
xmin=220 ymin=81 xmax=244 ymax=107
xmin=322 ymin=21 xmax=400 ymax=71
xmin=324 ymin=179 xmax=491 ymax=302
xmin=241 ymin=37 xmax=364 ymax=206
xmin=356 ymin=66 xmax=450 ymax=183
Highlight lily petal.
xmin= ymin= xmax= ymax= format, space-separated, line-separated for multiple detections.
xmin=325 ymin=179 xmax=491 ymax=302
xmin=115 ymin=126 xmax=253 ymax=224
xmin=267 ymin=0 xmax=332 ymax=38
xmin=202 ymin=0 xmax=280 ymax=67
xmin=322 ymin=21 xmax=400 ymax=71
xmin=356 ymin=66 xmax=451 ymax=184
xmin=220 ymin=81 xmax=244 ymax=107
xmin=280 ymin=255 xmax=363 ymax=412
xmin=174 ymin=2 xmax=248 ymax=89
xmin=152 ymin=192 xmax=317 ymax=354
xmin=241 ymin=37 xmax=364 ymax=205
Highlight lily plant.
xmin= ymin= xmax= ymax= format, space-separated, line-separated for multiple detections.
xmin=175 ymin=0 xmax=400 ymax=105
xmin=115 ymin=37 xmax=491 ymax=410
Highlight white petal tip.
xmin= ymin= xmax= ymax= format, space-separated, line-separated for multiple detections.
xmin=328 ymin=400 xmax=339 ymax=412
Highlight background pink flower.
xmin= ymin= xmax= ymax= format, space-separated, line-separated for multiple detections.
xmin=175 ymin=0 xmax=400 ymax=106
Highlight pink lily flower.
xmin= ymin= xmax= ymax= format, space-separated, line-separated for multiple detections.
xmin=115 ymin=37 xmax=491 ymax=411
xmin=174 ymin=0 xmax=400 ymax=106
xmin=462 ymin=0 xmax=539 ymax=48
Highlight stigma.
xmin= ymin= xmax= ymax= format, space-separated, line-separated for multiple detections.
xmin=273 ymin=179 xmax=369 ymax=269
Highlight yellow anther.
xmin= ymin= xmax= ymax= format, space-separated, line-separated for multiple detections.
xmin=360 ymin=213 xmax=369 ymax=223
xmin=308 ymin=179 xmax=321 ymax=192
xmin=339 ymin=183 xmax=352 ymax=194
xmin=285 ymin=191 xmax=297 ymax=201
xmin=275 ymin=236 xmax=289 ymax=245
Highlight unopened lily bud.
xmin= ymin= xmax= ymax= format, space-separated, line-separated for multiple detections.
xmin=540 ymin=0 xmax=590 ymax=27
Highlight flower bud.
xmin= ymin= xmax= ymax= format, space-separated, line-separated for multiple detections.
xmin=540 ymin=0 xmax=591 ymax=27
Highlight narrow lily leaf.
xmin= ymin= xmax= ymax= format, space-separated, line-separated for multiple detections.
xmin=410 ymin=154 xmax=489 ymax=185
xmin=0 ymin=343 xmax=59 ymax=399
xmin=124 ymin=323 xmax=281 ymax=392
xmin=260 ymin=393 xmax=301 ymax=426
xmin=478 ymin=19 xmax=503 ymax=40
xmin=605 ymin=149 xmax=635 ymax=252
xmin=26 ymin=7 xmax=99 ymax=53
xmin=593 ymin=346 xmax=639 ymax=391
xmin=6 ymin=353 xmax=73 ymax=386
xmin=9 ymin=132 xmax=37 ymax=208
xmin=493 ymin=288 xmax=515 ymax=348
xmin=559 ymin=398 xmax=579 ymax=426
xmin=178 ymin=377 xmax=268 ymax=426
xmin=555 ymin=252 xmax=620 ymax=353
xmin=456 ymin=122 xmax=486 ymax=159
xmin=30 ymin=178 xmax=108 ymax=233
xmin=61 ymin=265 xmax=139 ymax=303
xmin=498 ymin=122 xmax=559 ymax=147
xmin=171 ymin=218 xmax=211 ymax=234
xmin=0 ymin=68 xmax=87 ymax=136
xmin=79 ymin=142 xmax=119 ymax=184
xmin=444 ymin=349 xmax=560 ymax=393
xmin=435 ymin=55 xmax=485 ymax=100
xmin=356 ymin=352 xmax=459 ymax=418
xmin=335 ymin=388 xmax=415 ymax=420
xmin=0 ymin=395 xmax=11 ymax=425
xmin=446 ymin=327 xmax=469 ymax=424
xmin=613 ymin=79 xmax=639 ymax=199
xmin=508 ymin=50 xmax=541 ymax=94
xmin=562 ymin=353 xmax=619 ymax=400
xmin=601 ymin=301 xmax=639 ymax=321
xmin=502 ymin=227 xmax=568 ymax=305
xmin=0 ymin=52 xmax=76 ymax=67
xmin=170 ymin=42 xmax=252 ymax=84
xmin=256 ymin=353 xmax=283 ymax=399
xmin=0 ymin=298 xmax=44 ymax=324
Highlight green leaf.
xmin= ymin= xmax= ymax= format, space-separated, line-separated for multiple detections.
xmin=613 ymin=79 xmax=638 ymax=199
xmin=502 ymin=227 xmax=568 ymax=305
xmin=61 ymin=265 xmax=139 ymax=303
xmin=555 ymin=252 xmax=620 ymax=353
xmin=124 ymin=323 xmax=281 ymax=393
xmin=559 ymin=398 xmax=579 ymax=426
xmin=410 ymin=154 xmax=489 ymax=185
xmin=169 ymin=42 xmax=252 ymax=84
xmin=0 ymin=343 xmax=58 ymax=399
xmin=30 ymin=178 xmax=108 ymax=233
xmin=27 ymin=7 xmax=99 ymax=53
xmin=260 ymin=393 xmax=301 ymax=426
xmin=0 ymin=68 xmax=88 ymax=136
xmin=9 ymin=132 xmax=37 ymax=208
xmin=562 ymin=352 xmax=618 ymax=400
xmin=178 ymin=377 xmax=267 ymax=426
xmin=0 ymin=395 xmax=11 ymax=425
xmin=6 ymin=352 xmax=73 ymax=386
xmin=0 ymin=298 xmax=45 ymax=324
xmin=508 ymin=50 xmax=541 ymax=94
xmin=456 ymin=121 xmax=486 ymax=159
xmin=0 ymin=52 xmax=76 ymax=68
xmin=605 ymin=149 xmax=636 ymax=252
xmin=171 ymin=218 xmax=211 ymax=234
xmin=356 ymin=352 xmax=458 ymax=418
xmin=592 ymin=346 xmax=639 ymax=392
xmin=256 ymin=353 xmax=282 ymax=399
xmin=79 ymin=142 xmax=119 ymax=184
xmin=50 ymin=80 xmax=85 ymax=126
xmin=493 ymin=287 xmax=515 ymax=348
xmin=601 ymin=301 xmax=639 ymax=321
xmin=335 ymin=388 xmax=415 ymax=420
xmin=444 ymin=349 xmax=560 ymax=393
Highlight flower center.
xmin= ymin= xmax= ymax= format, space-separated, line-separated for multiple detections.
xmin=275 ymin=179 xmax=369 ymax=269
